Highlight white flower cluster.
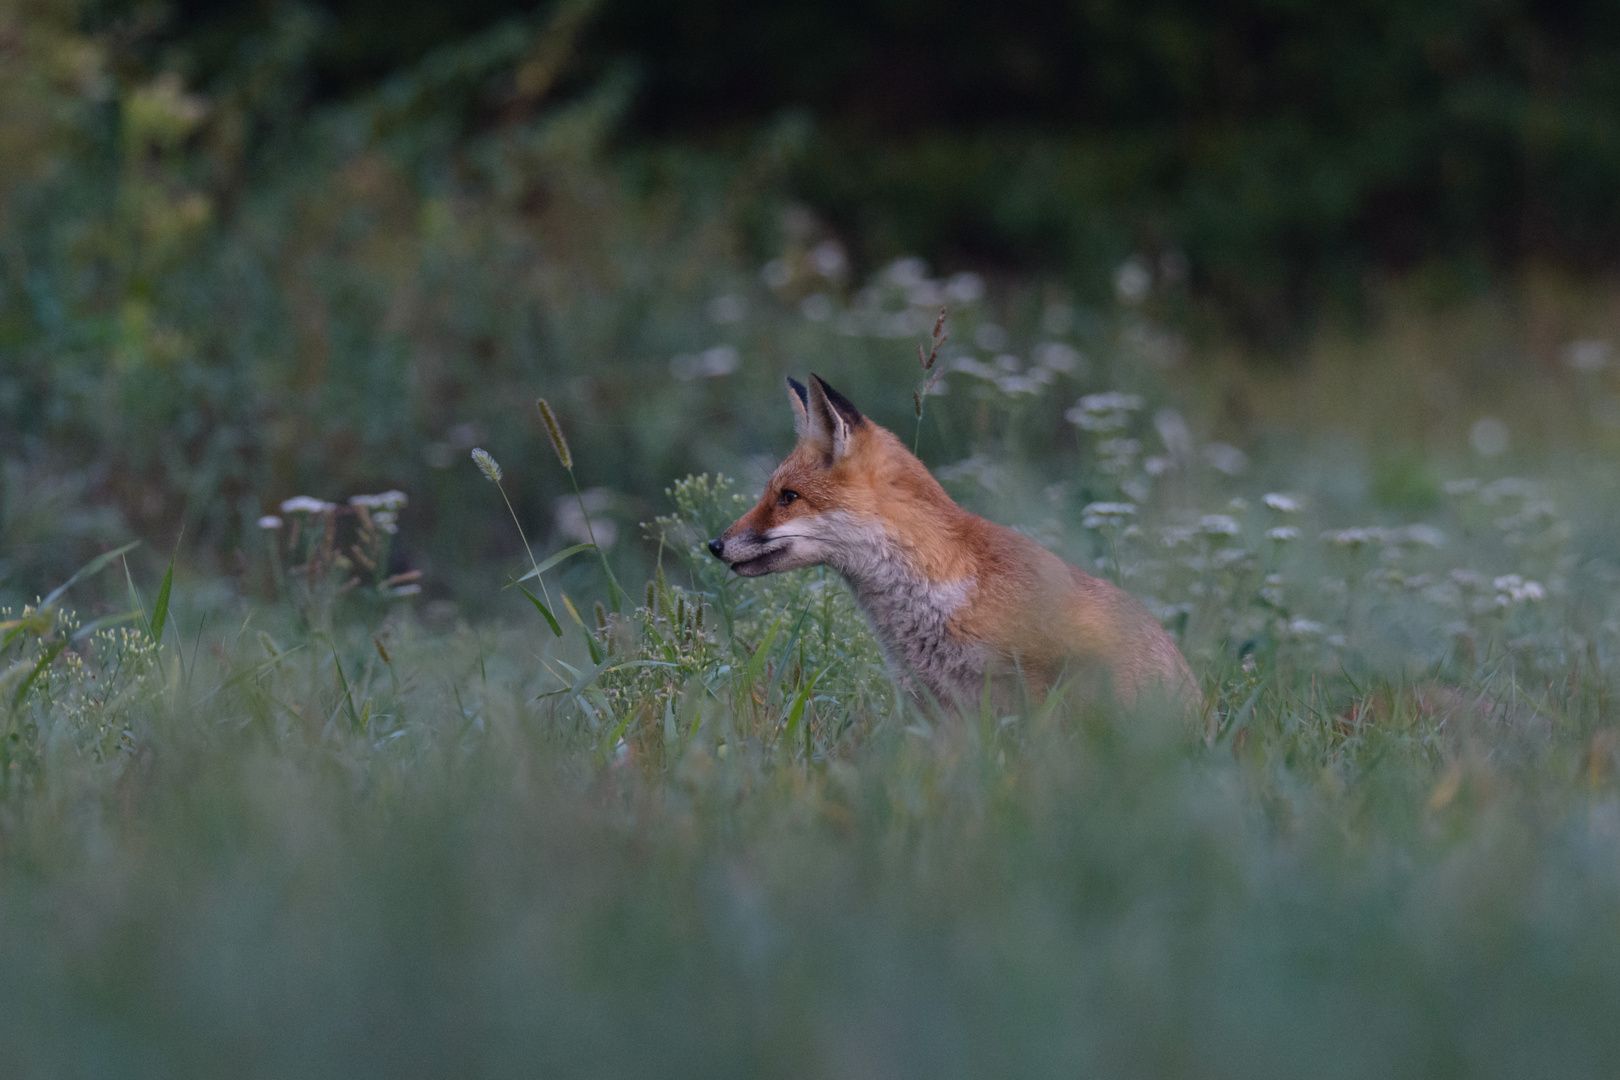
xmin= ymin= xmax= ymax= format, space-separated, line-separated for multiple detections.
xmin=280 ymin=495 xmax=336 ymax=514
xmin=1492 ymin=574 xmax=1546 ymax=605
xmin=1081 ymin=502 xmax=1137 ymax=529
xmin=349 ymin=490 xmax=408 ymax=511
xmin=1065 ymin=392 xmax=1145 ymax=432
xmin=1322 ymin=525 xmax=1446 ymax=550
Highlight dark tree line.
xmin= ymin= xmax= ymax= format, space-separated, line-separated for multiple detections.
xmin=102 ymin=0 xmax=1620 ymax=322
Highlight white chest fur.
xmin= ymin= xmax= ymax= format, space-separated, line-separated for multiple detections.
xmin=769 ymin=512 xmax=987 ymax=705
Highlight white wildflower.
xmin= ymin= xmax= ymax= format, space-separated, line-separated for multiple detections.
xmin=1493 ymin=574 xmax=1546 ymax=604
xmin=886 ymin=256 xmax=929 ymax=287
xmin=1470 ymin=416 xmax=1508 ymax=456
xmin=1114 ymin=257 xmax=1151 ymax=303
xmin=1399 ymin=524 xmax=1446 ymax=548
xmin=280 ymin=496 xmax=336 ymax=514
xmin=809 ymin=241 xmax=847 ymax=279
xmin=257 ymin=515 xmax=283 ymax=530
xmin=945 ymin=271 xmax=984 ymax=303
xmin=760 ymin=258 xmax=791 ymax=289
xmin=1159 ymin=526 xmax=1196 ymax=548
xmin=1263 ymin=493 xmax=1300 ymax=513
xmin=1323 ymin=527 xmax=1384 ymax=547
xmin=1081 ymin=502 xmax=1137 ymax=529
xmin=1078 ymin=391 xmax=1144 ymax=413
xmin=1198 ymin=514 xmax=1241 ymax=537
xmin=350 ymin=490 xmax=408 ymax=511
xmin=1204 ymin=443 xmax=1249 ymax=476
xmin=1066 ymin=391 xmax=1145 ymax=432
xmin=1266 ymin=526 xmax=1301 ymax=542
xmin=1154 ymin=408 xmax=1193 ymax=457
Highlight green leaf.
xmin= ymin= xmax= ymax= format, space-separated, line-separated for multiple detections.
xmin=148 ymin=556 xmax=175 ymax=647
xmin=518 ymin=586 xmax=564 ymax=636
xmin=561 ymin=595 xmax=602 ymax=663
xmin=332 ymin=650 xmax=362 ymax=732
xmin=596 ymin=706 xmax=634 ymax=766
xmin=513 ymin=543 xmax=596 ymax=584
xmin=783 ymin=678 xmax=816 ymax=744
xmin=744 ymin=619 xmax=782 ymax=687
xmin=39 ymin=541 xmax=141 ymax=613
xmin=1 ymin=610 xmax=54 ymax=654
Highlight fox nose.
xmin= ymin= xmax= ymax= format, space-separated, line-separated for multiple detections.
xmin=707 ymin=536 xmax=725 ymax=560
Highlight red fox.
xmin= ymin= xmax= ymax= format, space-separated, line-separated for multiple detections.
xmin=709 ymin=375 xmax=1197 ymax=712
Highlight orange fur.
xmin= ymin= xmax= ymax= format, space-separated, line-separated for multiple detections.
xmin=712 ymin=376 xmax=1196 ymax=711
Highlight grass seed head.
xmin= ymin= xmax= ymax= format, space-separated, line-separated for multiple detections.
xmin=472 ymin=448 xmax=502 ymax=484
xmin=536 ymin=398 xmax=572 ymax=470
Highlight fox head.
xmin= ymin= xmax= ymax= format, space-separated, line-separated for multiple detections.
xmin=709 ymin=375 xmax=924 ymax=578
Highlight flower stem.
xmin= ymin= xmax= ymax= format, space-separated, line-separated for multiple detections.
xmin=496 ymin=481 xmax=553 ymax=610
xmin=567 ymin=466 xmax=625 ymax=612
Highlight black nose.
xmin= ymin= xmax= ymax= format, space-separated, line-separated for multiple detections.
xmin=707 ymin=536 xmax=725 ymax=559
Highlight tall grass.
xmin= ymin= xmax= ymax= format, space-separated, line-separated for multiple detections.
xmin=5 ymin=350 xmax=1620 ymax=1075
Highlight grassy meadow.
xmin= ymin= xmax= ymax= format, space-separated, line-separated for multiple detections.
xmin=8 ymin=284 xmax=1620 ymax=1076
xmin=7 ymin=6 xmax=1620 ymax=1076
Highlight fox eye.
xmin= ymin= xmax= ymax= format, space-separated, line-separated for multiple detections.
xmin=777 ymin=489 xmax=801 ymax=506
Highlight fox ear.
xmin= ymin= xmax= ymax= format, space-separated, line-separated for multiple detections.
xmin=805 ymin=374 xmax=864 ymax=461
xmin=786 ymin=377 xmax=810 ymax=439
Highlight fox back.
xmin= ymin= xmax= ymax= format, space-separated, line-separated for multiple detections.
xmin=709 ymin=375 xmax=1196 ymax=711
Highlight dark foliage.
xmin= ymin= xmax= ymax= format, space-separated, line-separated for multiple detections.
xmin=108 ymin=0 xmax=1620 ymax=320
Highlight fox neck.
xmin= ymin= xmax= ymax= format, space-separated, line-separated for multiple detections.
xmin=811 ymin=511 xmax=986 ymax=705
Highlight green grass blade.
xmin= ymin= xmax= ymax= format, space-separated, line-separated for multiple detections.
xmin=596 ymin=704 xmax=633 ymax=765
xmin=782 ymin=665 xmax=828 ymax=749
xmin=561 ymin=595 xmax=603 ymax=663
xmin=513 ymin=543 xmax=596 ymax=585
xmin=332 ymin=649 xmax=363 ymax=732
xmin=744 ymin=619 xmax=782 ymax=687
xmin=518 ymin=586 xmax=564 ymax=636
xmin=11 ymin=640 xmax=65 ymax=709
xmin=122 ymin=554 xmax=146 ymax=626
xmin=148 ymin=556 xmax=175 ymax=647
xmin=1 ymin=610 xmax=55 ymax=654
xmin=39 ymin=541 xmax=141 ymax=613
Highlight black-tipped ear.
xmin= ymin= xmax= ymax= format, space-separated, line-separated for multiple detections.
xmin=808 ymin=375 xmax=865 ymax=430
xmin=786 ymin=377 xmax=810 ymax=439
xmin=804 ymin=374 xmax=861 ymax=461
